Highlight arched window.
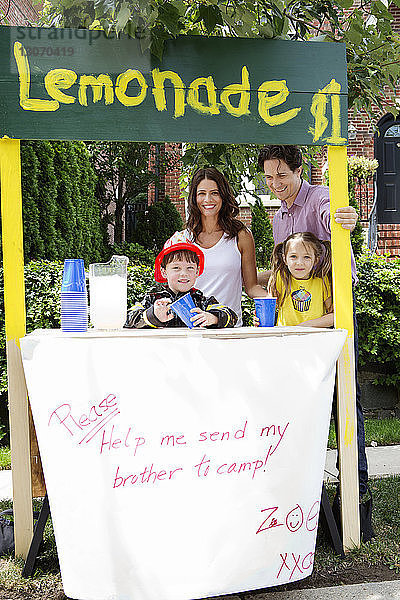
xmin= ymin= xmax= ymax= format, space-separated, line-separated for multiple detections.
xmin=384 ymin=124 xmax=400 ymax=137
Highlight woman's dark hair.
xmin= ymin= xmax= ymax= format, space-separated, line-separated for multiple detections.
xmin=257 ymin=145 xmax=303 ymax=172
xmin=186 ymin=167 xmax=245 ymax=240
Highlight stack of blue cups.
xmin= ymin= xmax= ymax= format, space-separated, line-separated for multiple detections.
xmin=61 ymin=259 xmax=88 ymax=332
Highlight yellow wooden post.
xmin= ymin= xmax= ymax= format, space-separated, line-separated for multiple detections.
xmin=327 ymin=144 xmax=360 ymax=550
xmin=0 ymin=138 xmax=33 ymax=558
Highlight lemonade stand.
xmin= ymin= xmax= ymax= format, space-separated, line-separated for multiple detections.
xmin=0 ymin=25 xmax=359 ymax=598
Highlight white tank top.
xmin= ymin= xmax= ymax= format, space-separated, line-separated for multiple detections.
xmin=186 ymin=231 xmax=243 ymax=326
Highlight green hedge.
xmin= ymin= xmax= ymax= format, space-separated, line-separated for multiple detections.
xmin=111 ymin=242 xmax=155 ymax=267
xmin=355 ymin=252 xmax=400 ymax=387
xmin=0 ymin=141 xmax=108 ymax=264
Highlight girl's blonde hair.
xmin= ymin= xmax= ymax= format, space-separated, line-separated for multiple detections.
xmin=269 ymin=232 xmax=332 ymax=308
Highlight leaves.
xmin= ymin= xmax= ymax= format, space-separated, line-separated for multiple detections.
xmin=38 ymin=0 xmax=400 ymax=117
xmin=194 ymin=4 xmax=223 ymax=33
xmin=335 ymin=0 xmax=353 ymax=7
xmin=158 ymin=2 xmax=183 ymax=36
xmin=355 ymin=252 xmax=400 ymax=388
xmin=93 ymin=0 xmax=114 ymax=17
xmin=251 ymin=197 xmax=274 ymax=268
xmin=115 ymin=1 xmax=130 ymax=34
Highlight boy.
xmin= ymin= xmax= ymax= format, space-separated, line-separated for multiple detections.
xmin=125 ymin=239 xmax=237 ymax=329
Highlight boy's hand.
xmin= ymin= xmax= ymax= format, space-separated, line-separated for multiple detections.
xmin=190 ymin=308 xmax=218 ymax=328
xmin=334 ymin=206 xmax=358 ymax=231
xmin=153 ymin=298 xmax=173 ymax=323
xmin=252 ymin=310 xmax=260 ymax=327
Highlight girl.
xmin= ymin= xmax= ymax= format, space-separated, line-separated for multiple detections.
xmin=266 ymin=232 xmax=333 ymax=328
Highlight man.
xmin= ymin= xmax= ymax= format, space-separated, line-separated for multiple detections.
xmin=257 ymin=144 xmax=373 ymax=542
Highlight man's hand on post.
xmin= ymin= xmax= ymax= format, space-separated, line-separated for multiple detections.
xmin=334 ymin=206 xmax=358 ymax=232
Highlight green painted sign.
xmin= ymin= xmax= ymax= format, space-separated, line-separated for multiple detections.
xmin=0 ymin=26 xmax=348 ymax=144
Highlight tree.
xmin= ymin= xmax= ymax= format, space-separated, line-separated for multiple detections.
xmin=251 ymin=197 xmax=275 ymax=268
xmin=87 ymin=142 xmax=181 ymax=244
xmin=20 ymin=142 xmax=44 ymax=259
xmin=132 ymin=198 xmax=183 ymax=253
xmin=39 ymin=0 xmax=400 ymax=119
xmin=2 ymin=140 xmax=108 ymax=263
xmin=181 ymin=144 xmax=261 ymax=199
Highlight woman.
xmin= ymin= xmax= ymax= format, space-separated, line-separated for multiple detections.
xmin=184 ymin=167 xmax=267 ymax=325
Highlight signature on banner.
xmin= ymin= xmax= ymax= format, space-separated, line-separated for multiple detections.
xmin=256 ymin=501 xmax=320 ymax=534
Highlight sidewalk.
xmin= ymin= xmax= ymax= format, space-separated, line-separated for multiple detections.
xmin=0 ymin=469 xmax=12 ymax=500
xmin=240 ymin=580 xmax=400 ymax=600
xmin=324 ymin=444 xmax=400 ymax=483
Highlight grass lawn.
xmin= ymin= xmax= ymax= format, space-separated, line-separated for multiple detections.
xmin=0 ymin=447 xmax=11 ymax=470
xmin=0 ymin=477 xmax=399 ymax=599
xmin=328 ymin=418 xmax=400 ymax=449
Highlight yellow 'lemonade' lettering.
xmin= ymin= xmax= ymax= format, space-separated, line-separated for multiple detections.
xmin=258 ymin=80 xmax=301 ymax=125
xmin=187 ymin=76 xmax=220 ymax=115
xmin=115 ymin=69 xmax=147 ymax=107
xmin=78 ymin=74 xmax=114 ymax=106
xmin=151 ymin=69 xmax=185 ymax=118
xmin=309 ymin=79 xmax=346 ymax=144
xmin=13 ymin=42 xmax=339 ymax=144
xmin=220 ymin=66 xmax=250 ymax=118
xmin=44 ymin=69 xmax=77 ymax=104
xmin=14 ymin=41 xmax=59 ymax=111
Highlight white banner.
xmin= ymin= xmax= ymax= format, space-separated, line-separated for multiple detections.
xmin=21 ymin=329 xmax=346 ymax=600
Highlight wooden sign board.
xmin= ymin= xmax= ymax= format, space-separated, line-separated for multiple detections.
xmin=0 ymin=26 xmax=347 ymax=144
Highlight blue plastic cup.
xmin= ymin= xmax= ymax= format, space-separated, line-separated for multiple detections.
xmin=254 ymin=297 xmax=277 ymax=327
xmin=61 ymin=259 xmax=86 ymax=292
xmin=170 ymin=292 xmax=196 ymax=328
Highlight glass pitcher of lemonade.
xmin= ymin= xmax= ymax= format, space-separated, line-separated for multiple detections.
xmin=89 ymin=255 xmax=129 ymax=330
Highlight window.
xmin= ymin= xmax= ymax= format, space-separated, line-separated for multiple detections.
xmin=384 ymin=124 xmax=400 ymax=137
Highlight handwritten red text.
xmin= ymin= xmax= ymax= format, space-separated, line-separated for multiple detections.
xmin=48 ymin=394 xmax=119 ymax=445
xmin=277 ymin=551 xmax=314 ymax=581
xmin=256 ymin=500 xmax=320 ymax=535
xmin=113 ymin=464 xmax=183 ymax=488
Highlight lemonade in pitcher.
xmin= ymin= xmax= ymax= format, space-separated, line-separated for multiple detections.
xmin=89 ymin=256 xmax=129 ymax=330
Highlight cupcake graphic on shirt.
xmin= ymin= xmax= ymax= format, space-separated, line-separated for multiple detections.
xmin=291 ymin=287 xmax=311 ymax=312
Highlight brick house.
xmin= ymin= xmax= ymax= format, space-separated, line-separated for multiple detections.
xmin=0 ymin=0 xmax=38 ymax=25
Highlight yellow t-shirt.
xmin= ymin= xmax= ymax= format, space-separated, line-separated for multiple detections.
xmin=276 ymin=272 xmax=331 ymax=326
